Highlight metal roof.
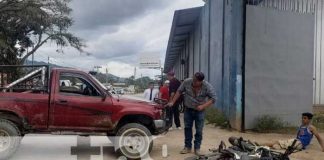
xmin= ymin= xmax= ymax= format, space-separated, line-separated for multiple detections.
xmin=164 ymin=7 xmax=202 ymax=73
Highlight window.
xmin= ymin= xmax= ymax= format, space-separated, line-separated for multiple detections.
xmin=59 ymin=74 xmax=101 ymax=97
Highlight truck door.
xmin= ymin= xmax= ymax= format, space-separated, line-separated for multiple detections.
xmin=50 ymin=72 xmax=113 ymax=131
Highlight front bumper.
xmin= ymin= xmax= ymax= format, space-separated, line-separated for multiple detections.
xmin=154 ymin=120 xmax=166 ymax=129
xmin=152 ymin=106 xmax=173 ymax=134
xmin=153 ymin=119 xmax=170 ymax=134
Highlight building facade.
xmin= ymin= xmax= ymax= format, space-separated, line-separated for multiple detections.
xmin=164 ymin=0 xmax=316 ymax=130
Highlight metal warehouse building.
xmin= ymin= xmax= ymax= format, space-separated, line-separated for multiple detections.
xmin=164 ymin=0 xmax=320 ymax=130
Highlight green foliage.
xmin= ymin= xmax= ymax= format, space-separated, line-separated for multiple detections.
xmin=313 ymin=114 xmax=324 ymax=130
xmin=205 ymin=107 xmax=229 ymax=128
xmin=124 ymin=76 xmax=135 ymax=86
xmin=0 ymin=0 xmax=85 ymax=65
xmin=134 ymin=76 xmax=155 ymax=92
xmin=254 ymin=115 xmax=286 ymax=132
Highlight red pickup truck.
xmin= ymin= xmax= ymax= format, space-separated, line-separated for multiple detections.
xmin=0 ymin=65 xmax=170 ymax=159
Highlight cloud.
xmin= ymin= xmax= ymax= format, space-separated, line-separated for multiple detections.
xmin=99 ymin=61 xmax=134 ymax=78
xmin=34 ymin=0 xmax=205 ymax=78
xmin=70 ymin=0 xmax=171 ymax=30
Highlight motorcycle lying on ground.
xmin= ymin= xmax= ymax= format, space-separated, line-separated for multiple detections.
xmin=185 ymin=137 xmax=300 ymax=160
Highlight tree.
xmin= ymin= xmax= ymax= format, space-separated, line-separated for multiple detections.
xmin=0 ymin=0 xmax=86 ymax=65
xmin=135 ymin=76 xmax=154 ymax=89
xmin=125 ymin=76 xmax=135 ymax=86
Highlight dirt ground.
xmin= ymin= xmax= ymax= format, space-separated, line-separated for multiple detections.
xmin=11 ymin=115 xmax=324 ymax=160
xmin=125 ymin=94 xmax=324 ymax=160
xmin=149 ymin=114 xmax=324 ymax=160
xmin=10 ymin=93 xmax=323 ymax=159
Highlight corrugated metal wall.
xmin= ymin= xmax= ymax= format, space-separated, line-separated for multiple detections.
xmin=314 ymin=0 xmax=324 ymax=105
xmin=247 ymin=0 xmax=323 ymax=106
xmin=245 ymin=3 xmax=314 ymax=129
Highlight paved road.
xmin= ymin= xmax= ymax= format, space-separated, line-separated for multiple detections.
xmin=11 ymin=135 xmax=120 ymax=160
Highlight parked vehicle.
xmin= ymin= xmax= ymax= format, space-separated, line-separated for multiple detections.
xmin=0 ymin=65 xmax=170 ymax=159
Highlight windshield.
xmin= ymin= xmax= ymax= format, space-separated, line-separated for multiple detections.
xmin=89 ymin=74 xmax=108 ymax=90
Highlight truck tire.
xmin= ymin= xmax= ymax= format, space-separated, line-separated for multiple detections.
xmin=115 ymin=123 xmax=153 ymax=159
xmin=0 ymin=119 xmax=21 ymax=160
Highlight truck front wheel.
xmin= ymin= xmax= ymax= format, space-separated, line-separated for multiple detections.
xmin=115 ymin=123 xmax=153 ymax=159
xmin=0 ymin=119 xmax=21 ymax=160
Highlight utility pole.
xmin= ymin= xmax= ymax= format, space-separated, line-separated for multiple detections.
xmin=94 ymin=66 xmax=102 ymax=73
xmin=106 ymin=68 xmax=109 ymax=84
xmin=48 ymin=56 xmax=50 ymax=65
xmin=141 ymin=74 xmax=143 ymax=90
xmin=161 ymin=67 xmax=163 ymax=84
xmin=32 ymin=53 xmax=34 ymax=66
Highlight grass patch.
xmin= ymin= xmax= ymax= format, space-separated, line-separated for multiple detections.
xmin=253 ymin=114 xmax=324 ymax=134
xmin=313 ymin=114 xmax=324 ymax=131
xmin=205 ymin=107 xmax=229 ymax=128
xmin=253 ymin=115 xmax=290 ymax=133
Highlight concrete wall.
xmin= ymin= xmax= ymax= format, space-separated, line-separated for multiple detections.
xmin=245 ymin=6 xmax=314 ymax=129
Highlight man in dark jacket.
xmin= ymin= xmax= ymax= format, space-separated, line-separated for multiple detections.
xmin=167 ymin=71 xmax=182 ymax=130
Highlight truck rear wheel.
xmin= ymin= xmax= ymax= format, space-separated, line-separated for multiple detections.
xmin=0 ymin=119 xmax=21 ymax=160
xmin=115 ymin=123 xmax=153 ymax=159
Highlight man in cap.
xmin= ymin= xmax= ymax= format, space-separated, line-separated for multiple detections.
xmin=168 ymin=72 xmax=217 ymax=156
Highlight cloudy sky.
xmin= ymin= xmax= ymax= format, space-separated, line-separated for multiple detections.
xmin=34 ymin=0 xmax=204 ymax=78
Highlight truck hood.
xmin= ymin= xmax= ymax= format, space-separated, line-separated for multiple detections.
xmin=112 ymin=95 xmax=158 ymax=107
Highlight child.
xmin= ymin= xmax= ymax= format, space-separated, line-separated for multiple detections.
xmin=261 ymin=113 xmax=324 ymax=152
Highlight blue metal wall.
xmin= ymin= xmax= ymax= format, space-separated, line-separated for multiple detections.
xmin=169 ymin=0 xmax=317 ymax=130
xmin=172 ymin=0 xmax=244 ymax=130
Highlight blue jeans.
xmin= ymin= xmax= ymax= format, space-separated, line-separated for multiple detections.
xmin=184 ymin=108 xmax=205 ymax=150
